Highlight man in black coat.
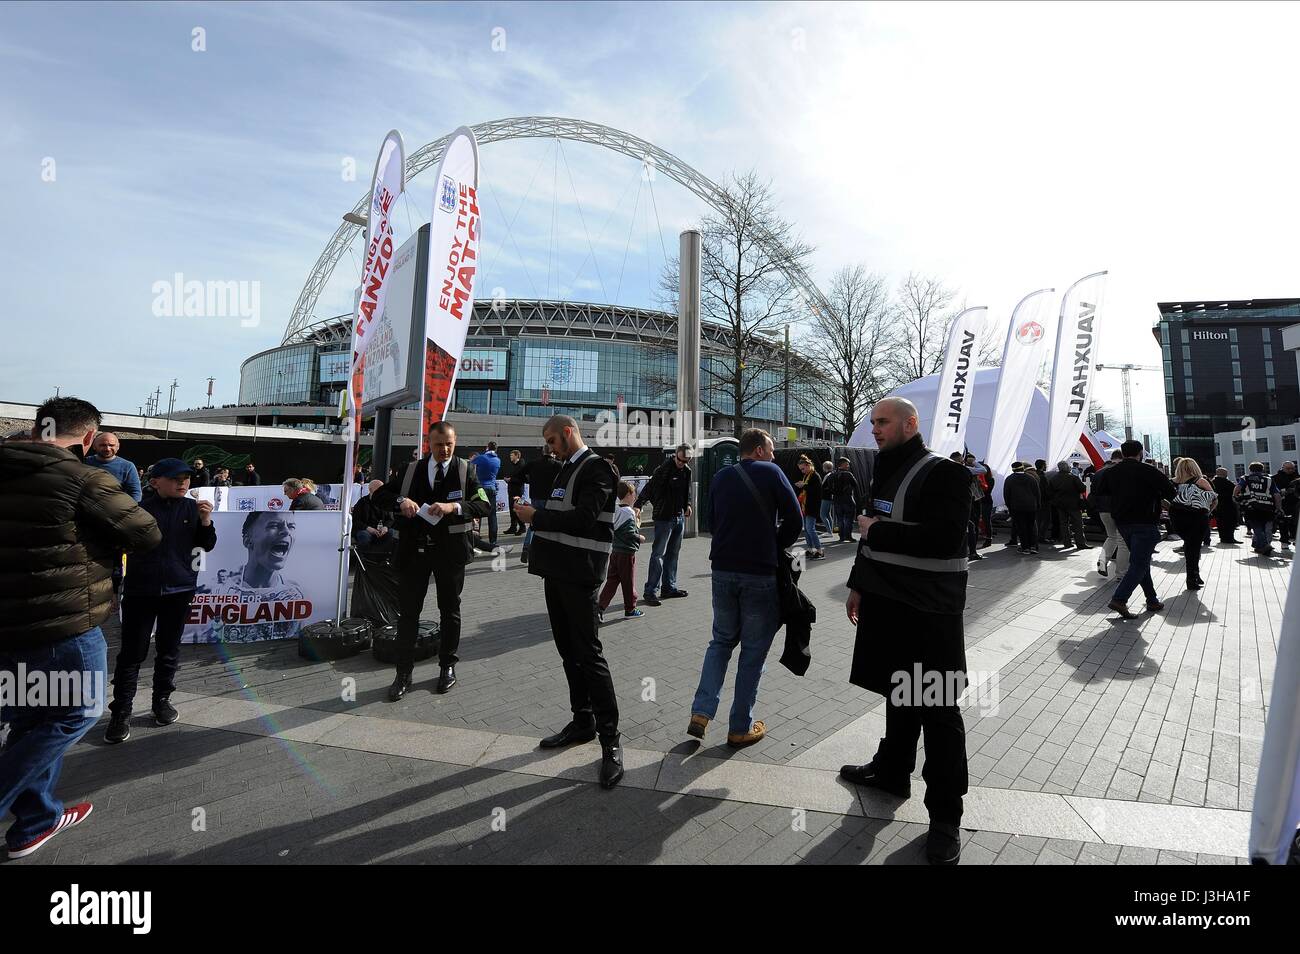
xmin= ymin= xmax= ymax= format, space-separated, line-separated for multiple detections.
xmin=838 ymin=397 xmax=971 ymax=865
xmin=1048 ymin=461 xmax=1091 ymax=550
xmin=371 ymin=421 xmax=491 ymax=700
xmin=824 ymin=457 xmax=860 ymax=544
xmin=1003 ymin=461 xmax=1041 ymax=554
xmin=513 ymin=415 xmax=624 ymax=790
xmin=1211 ymin=467 xmax=1240 ymax=545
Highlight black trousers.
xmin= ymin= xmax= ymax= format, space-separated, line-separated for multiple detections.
xmin=1214 ymin=506 xmax=1238 ymax=542
xmin=1281 ymin=501 xmax=1297 ymax=547
xmin=110 ymin=591 xmax=192 ymax=715
xmin=396 ymin=555 xmax=464 ymax=668
xmin=1011 ymin=509 xmax=1038 ymax=550
xmin=874 ymin=691 xmax=968 ymax=827
xmin=979 ymin=497 xmax=993 ymax=541
xmin=1170 ymin=509 xmax=1209 ymax=581
xmin=1056 ymin=507 xmax=1086 ymax=547
xmin=544 ymin=576 xmax=619 ymax=737
xmin=1037 ymin=507 xmax=1052 ymax=541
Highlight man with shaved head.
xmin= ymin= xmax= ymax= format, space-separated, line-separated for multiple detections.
xmin=837 ymin=395 xmax=973 ymax=864
xmin=87 ymin=432 xmax=141 ymax=503
xmin=513 ymin=414 xmax=624 ymax=789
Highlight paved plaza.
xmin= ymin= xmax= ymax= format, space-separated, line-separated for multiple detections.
xmin=24 ymin=529 xmax=1284 ymax=865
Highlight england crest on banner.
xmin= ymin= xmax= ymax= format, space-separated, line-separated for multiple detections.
xmin=438 ymin=175 xmax=456 ymax=213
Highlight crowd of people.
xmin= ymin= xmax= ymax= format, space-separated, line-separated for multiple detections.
xmin=6 ymin=391 xmax=1299 ymax=866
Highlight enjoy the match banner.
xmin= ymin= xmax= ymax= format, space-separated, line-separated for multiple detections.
xmin=929 ymin=306 xmax=988 ymax=459
xmin=985 ymin=287 xmax=1056 ymax=477
xmin=1047 ymin=271 xmax=1108 ymax=470
xmin=184 ymin=511 xmax=340 ymax=644
xmin=420 ymin=126 xmax=481 ymax=456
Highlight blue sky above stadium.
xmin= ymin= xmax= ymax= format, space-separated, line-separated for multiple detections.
xmin=5 ymin=1 xmax=1299 ymax=444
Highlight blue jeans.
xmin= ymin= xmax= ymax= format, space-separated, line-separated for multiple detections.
xmin=0 ymin=628 xmax=107 ymax=849
xmin=820 ymin=499 xmax=834 ymax=533
xmin=691 ymin=570 xmax=782 ymax=734
xmin=802 ymin=515 xmax=820 ymax=551
xmin=1247 ymin=516 xmax=1274 ymax=551
xmin=1114 ymin=524 xmax=1161 ymax=604
xmin=834 ymin=501 xmax=856 ymax=542
xmin=644 ymin=514 xmax=684 ymax=596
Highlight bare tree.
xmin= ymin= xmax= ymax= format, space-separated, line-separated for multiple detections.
xmin=883 ymin=273 xmax=959 ymax=386
xmin=796 ymin=265 xmax=893 ymax=438
xmin=657 ymin=171 xmax=815 ymax=437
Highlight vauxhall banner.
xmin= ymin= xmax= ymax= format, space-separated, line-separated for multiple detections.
xmin=1047 ymin=271 xmax=1108 ymax=470
xmin=929 ymin=306 xmax=988 ymax=459
xmin=184 ymin=511 xmax=339 ymax=644
xmin=984 ymin=288 xmax=1056 ymax=478
xmin=420 ymin=126 xmax=482 ymax=456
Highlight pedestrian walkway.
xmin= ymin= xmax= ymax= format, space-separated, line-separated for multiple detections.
xmin=28 ymin=531 xmax=1279 ymax=864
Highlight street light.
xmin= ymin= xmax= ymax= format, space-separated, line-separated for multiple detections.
xmin=343 ymin=212 xmax=369 ymax=228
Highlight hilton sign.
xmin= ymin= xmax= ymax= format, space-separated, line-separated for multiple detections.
xmin=1191 ymin=330 xmax=1229 ymax=341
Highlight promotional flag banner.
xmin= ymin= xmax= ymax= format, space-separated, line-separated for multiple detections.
xmin=421 ymin=126 xmax=482 ymax=456
xmin=1047 ymin=271 xmax=1108 ymax=470
xmin=985 ymin=288 xmax=1056 ymax=477
xmin=929 ymin=306 xmax=989 ymax=458
xmin=337 ymin=130 xmax=405 ymax=617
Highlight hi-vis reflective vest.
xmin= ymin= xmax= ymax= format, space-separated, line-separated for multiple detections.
xmin=850 ymin=446 xmax=968 ymax=615
xmin=1241 ymin=472 xmax=1275 ymax=513
xmin=530 ymin=450 xmax=616 ymax=586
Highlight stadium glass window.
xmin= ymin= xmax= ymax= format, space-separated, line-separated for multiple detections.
xmin=1235 ymin=463 xmax=1246 ymax=478
xmin=1257 ymin=437 xmax=1270 ymax=453
xmin=1284 ymin=434 xmax=1297 ymax=452
xmin=1232 ymin=440 xmax=1243 ymax=455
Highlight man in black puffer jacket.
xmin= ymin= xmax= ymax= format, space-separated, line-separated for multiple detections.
xmin=0 ymin=396 xmax=160 ymax=859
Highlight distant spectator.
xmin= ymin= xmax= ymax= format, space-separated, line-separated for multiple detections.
xmin=1048 ymin=461 xmax=1090 ymax=550
xmin=86 ymin=432 xmax=141 ymax=502
xmin=212 ymin=467 xmax=232 ymax=488
xmin=794 ymin=454 xmax=825 ymax=559
xmin=473 ymin=441 xmax=502 ymax=548
xmin=503 ymin=449 xmax=526 ymax=535
xmin=824 ymin=457 xmax=860 ymax=544
xmin=0 ymin=396 xmax=161 ymax=859
xmin=284 ymin=477 xmax=325 ymax=511
xmin=241 ymin=462 xmax=261 ymax=486
xmin=189 ymin=457 xmax=211 ymax=488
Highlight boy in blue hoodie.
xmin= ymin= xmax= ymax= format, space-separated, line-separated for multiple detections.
xmin=105 ymin=459 xmax=217 ymax=744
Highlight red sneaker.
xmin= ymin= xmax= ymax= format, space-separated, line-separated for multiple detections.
xmin=7 ymin=802 xmax=93 ymax=859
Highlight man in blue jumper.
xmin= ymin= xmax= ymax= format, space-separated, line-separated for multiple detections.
xmin=104 ymin=458 xmax=217 ymax=744
xmin=87 ymin=432 xmax=141 ymax=502
xmin=473 ymin=441 xmax=502 ymax=549
xmin=686 ymin=429 xmax=802 ymax=748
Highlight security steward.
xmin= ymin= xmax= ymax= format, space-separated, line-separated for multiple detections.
xmin=372 ymin=420 xmax=491 ymax=701
xmin=838 ymin=396 xmax=972 ymax=865
xmin=512 ymin=414 xmax=624 ymax=789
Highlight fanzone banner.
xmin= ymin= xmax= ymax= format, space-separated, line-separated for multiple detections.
xmin=929 ymin=306 xmax=988 ymax=459
xmin=184 ymin=511 xmax=340 ymax=644
xmin=421 ymin=126 xmax=481 ymax=456
xmin=1047 ymin=271 xmax=1108 ymax=470
xmin=985 ymin=288 xmax=1056 ymax=478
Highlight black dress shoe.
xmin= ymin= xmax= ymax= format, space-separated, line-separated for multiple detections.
xmin=642 ymin=593 xmax=662 ymax=606
xmin=599 ymin=734 xmax=625 ymax=789
xmin=388 ymin=668 xmax=414 ymax=702
xmin=436 ymin=666 xmax=457 ymax=693
xmin=540 ymin=721 xmax=597 ymax=748
xmin=838 ymin=762 xmax=911 ymax=798
xmin=926 ymin=823 xmax=961 ymax=865
xmin=661 ymin=589 xmax=688 ymax=599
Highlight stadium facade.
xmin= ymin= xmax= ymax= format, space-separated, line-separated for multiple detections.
xmin=210 ymin=299 xmax=842 ymax=442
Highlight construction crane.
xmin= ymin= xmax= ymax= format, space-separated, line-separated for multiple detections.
xmin=1095 ymin=363 xmax=1161 ymax=440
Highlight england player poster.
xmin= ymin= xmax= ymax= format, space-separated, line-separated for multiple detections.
xmin=183 ymin=511 xmax=339 ymax=643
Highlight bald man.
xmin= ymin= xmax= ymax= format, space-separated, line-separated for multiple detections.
xmin=86 ymin=432 xmax=141 ymax=502
xmin=838 ymin=397 xmax=972 ymax=865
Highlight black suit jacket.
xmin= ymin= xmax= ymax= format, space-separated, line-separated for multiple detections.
xmin=373 ymin=456 xmax=492 ymax=568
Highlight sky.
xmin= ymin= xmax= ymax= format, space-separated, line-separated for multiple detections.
xmin=5 ymin=0 xmax=1300 ymax=446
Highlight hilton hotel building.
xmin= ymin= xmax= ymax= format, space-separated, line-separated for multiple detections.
xmin=1155 ymin=299 xmax=1300 ymax=468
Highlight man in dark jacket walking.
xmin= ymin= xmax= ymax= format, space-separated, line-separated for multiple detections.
xmin=634 ymin=444 xmax=693 ymax=605
xmin=686 ymin=429 xmax=801 ymax=747
xmin=0 ymin=396 xmax=161 ymax=859
xmin=1003 ymin=461 xmax=1041 ymax=554
xmin=105 ymin=458 xmax=217 ymax=743
xmin=838 ymin=397 xmax=971 ymax=865
xmin=1033 ymin=459 xmax=1053 ymax=543
xmin=824 ymin=457 xmax=860 ymax=544
xmin=1211 ymin=467 xmax=1240 ymax=545
xmin=1048 ymin=461 xmax=1091 ymax=550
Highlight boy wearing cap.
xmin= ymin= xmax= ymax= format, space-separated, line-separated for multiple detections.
xmin=105 ymin=458 xmax=216 ymax=744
